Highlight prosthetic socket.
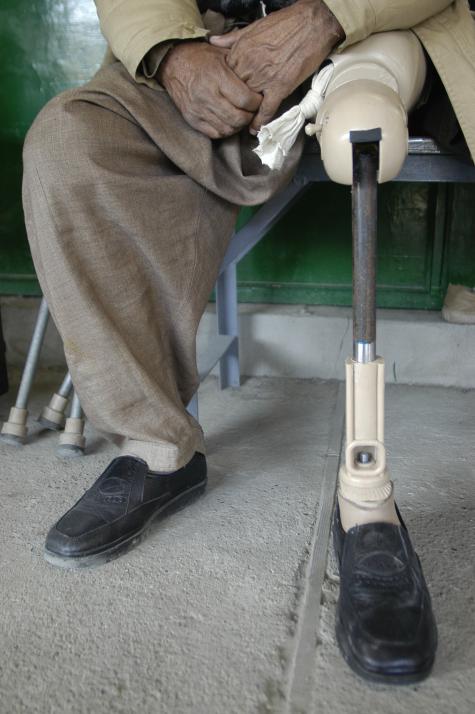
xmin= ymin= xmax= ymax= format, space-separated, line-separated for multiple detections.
xmin=308 ymin=31 xmax=427 ymax=184
xmin=311 ymin=32 xmax=427 ymax=523
xmin=255 ymin=31 xmax=426 ymax=176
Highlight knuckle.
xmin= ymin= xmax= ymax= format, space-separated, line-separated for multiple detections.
xmin=226 ymin=52 xmax=237 ymax=69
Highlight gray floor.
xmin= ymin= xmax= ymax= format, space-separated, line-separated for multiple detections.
xmin=0 ymin=375 xmax=474 ymax=713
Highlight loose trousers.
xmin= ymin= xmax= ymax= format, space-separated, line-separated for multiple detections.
xmin=22 ymin=62 xmax=303 ymax=471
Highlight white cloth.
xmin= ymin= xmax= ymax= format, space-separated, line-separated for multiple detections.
xmin=254 ymin=63 xmax=334 ymax=170
xmin=442 ymin=284 xmax=475 ymax=324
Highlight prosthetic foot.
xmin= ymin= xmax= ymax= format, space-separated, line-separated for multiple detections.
xmin=314 ymin=32 xmax=438 ymax=683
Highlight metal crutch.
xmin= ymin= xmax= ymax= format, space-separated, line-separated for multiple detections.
xmin=57 ymin=390 xmax=86 ymax=457
xmin=39 ymin=371 xmax=73 ymax=430
xmin=0 ymin=297 xmax=50 ymax=445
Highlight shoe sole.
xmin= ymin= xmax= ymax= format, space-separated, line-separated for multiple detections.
xmin=44 ymin=479 xmax=207 ymax=570
xmin=335 ymin=616 xmax=435 ymax=685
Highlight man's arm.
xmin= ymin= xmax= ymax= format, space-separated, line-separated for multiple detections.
xmin=211 ymin=0 xmax=455 ymax=131
xmin=156 ymin=43 xmax=262 ymax=138
xmin=95 ymin=1 xmax=263 ymax=139
xmin=94 ymin=0 xmax=455 ymax=79
xmin=324 ymin=0 xmax=454 ymax=48
xmin=94 ymin=0 xmax=208 ymax=80
xmin=211 ymin=0 xmax=345 ymax=131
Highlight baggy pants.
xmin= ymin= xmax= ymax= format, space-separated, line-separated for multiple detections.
xmin=22 ymin=62 xmax=303 ymax=471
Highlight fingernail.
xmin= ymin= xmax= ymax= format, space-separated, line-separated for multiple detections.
xmin=249 ymin=128 xmax=257 ymax=136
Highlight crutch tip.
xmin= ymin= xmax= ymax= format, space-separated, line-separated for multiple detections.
xmin=37 ymin=415 xmax=64 ymax=431
xmin=1 ymin=409 xmax=28 ymax=444
xmin=0 ymin=430 xmax=26 ymax=447
xmin=38 ymin=395 xmax=69 ymax=431
xmin=58 ymin=419 xmax=86 ymax=457
xmin=56 ymin=443 xmax=85 ymax=458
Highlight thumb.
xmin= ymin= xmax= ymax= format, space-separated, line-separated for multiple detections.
xmin=209 ymin=30 xmax=241 ymax=48
xmin=250 ymin=93 xmax=281 ymax=135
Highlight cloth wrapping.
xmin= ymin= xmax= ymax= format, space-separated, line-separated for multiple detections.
xmin=254 ymin=63 xmax=334 ymax=170
xmin=442 ymin=284 xmax=475 ymax=324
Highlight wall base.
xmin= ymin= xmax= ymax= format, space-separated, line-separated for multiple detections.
xmin=1 ymin=297 xmax=474 ymax=389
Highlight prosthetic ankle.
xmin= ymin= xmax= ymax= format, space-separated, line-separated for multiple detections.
xmin=338 ymin=355 xmax=399 ymax=531
xmin=315 ymin=32 xmax=426 ymax=530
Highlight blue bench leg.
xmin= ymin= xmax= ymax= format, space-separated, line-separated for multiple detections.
xmin=216 ymin=263 xmax=240 ymax=390
xmin=187 ymin=393 xmax=199 ymax=421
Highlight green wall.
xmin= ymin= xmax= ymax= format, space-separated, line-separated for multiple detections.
xmin=1 ymin=0 xmax=474 ymax=307
xmin=0 ymin=0 xmax=106 ymax=295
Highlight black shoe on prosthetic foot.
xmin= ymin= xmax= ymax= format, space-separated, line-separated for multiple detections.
xmin=332 ymin=505 xmax=438 ymax=684
xmin=44 ymin=453 xmax=207 ymax=569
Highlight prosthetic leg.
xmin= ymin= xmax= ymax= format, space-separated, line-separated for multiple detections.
xmin=312 ymin=31 xmax=438 ymax=683
xmin=338 ymin=131 xmax=399 ymax=530
xmin=311 ymin=30 xmax=427 ymax=529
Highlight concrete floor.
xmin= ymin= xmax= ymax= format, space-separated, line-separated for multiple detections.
xmin=0 ymin=375 xmax=474 ymax=713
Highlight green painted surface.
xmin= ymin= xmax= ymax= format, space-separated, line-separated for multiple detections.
xmin=0 ymin=0 xmax=106 ymax=296
xmin=0 ymin=0 xmax=474 ymax=307
xmin=236 ymin=182 xmax=449 ymax=308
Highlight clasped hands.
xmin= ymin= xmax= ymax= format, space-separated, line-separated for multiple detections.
xmin=157 ymin=0 xmax=344 ymax=139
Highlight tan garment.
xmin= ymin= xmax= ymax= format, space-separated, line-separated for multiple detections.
xmin=23 ymin=2 xmax=475 ymax=471
xmin=22 ymin=62 xmax=302 ymax=471
xmin=94 ymin=0 xmax=475 ymax=162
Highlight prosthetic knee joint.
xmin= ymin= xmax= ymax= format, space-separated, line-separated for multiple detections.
xmin=310 ymin=32 xmax=426 ymax=527
xmin=308 ymin=31 xmax=427 ymax=184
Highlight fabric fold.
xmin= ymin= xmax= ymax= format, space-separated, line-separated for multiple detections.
xmin=254 ymin=63 xmax=334 ymax=170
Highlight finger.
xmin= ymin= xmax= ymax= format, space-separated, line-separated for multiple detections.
xmin=197 ymin=87 xmax=255 ymax=131
xmin=211 ymin=99 xmax=254 ymax=130
xmin=209 ymin=30 xmax=241 ymax=48
xmin=249 ymin=93 xmax=282 ymax=134
xmin=219 ymin=78 xmax=262 ymax=113
xmin=189 ymin=94 xmax=251 ymax=134
xmin=196 ymin=112 xmax=237 ymax=139
xmin=195 ymin=121 xmax=221 ymax=140
xmin=183 ymin=109 xmax=226 ymax=139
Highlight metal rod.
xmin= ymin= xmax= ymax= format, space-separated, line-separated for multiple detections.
xmin=58 ymin=372 xmax=73 ymax=399
xmin=187 ymin=394 xmax=199 ymax=421
xmin=352 ymin=146 xmax=378 ymax=363
xmin=0 ymin=309 xmax=8 ymax=396
xmin=355 ymin=341 xmax=375 ymax=364
xmin=16 ymin=297 xmax=50 ymax=408
xmin=220 ymin=179 xmax=310 ymax=273
xmin=69 ymin=391 xmax=83 ymax=419
xmin=216 ymin=263 xmax=240 ymax=389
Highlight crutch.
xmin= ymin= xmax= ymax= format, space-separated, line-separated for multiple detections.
xmin=39 ymin=371 xmax=73 ymax=430
xmin=1 ymin=297 xmax=50 ymax=444
xmin=57 ymin=390 xmax=86 ymax=457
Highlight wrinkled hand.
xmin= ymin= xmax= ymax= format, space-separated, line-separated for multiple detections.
xmin=210 ymin=0 xmax=344 ymax=133
xmin=157 ymin=42 xmax=262 ymax=139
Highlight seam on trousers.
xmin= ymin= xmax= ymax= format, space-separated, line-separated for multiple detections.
xmin=32 ymin=166 xmax=65 ymax=329
xmin=174 ymin=185 xmax=206 ymax=318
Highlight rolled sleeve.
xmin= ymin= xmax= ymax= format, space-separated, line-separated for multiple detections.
xmin=94 ymin=1 xmax=208 ymax=80
xmin=324 ymin=0 xmax=454 ymax=48
xmin=142 ymin=42 xmax=175 ymax=80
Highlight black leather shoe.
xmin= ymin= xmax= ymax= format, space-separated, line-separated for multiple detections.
xmin=44 ymin=452 xmax=207 ymax=569
xmin=333 ymin=505 xmax=437 ymax=684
